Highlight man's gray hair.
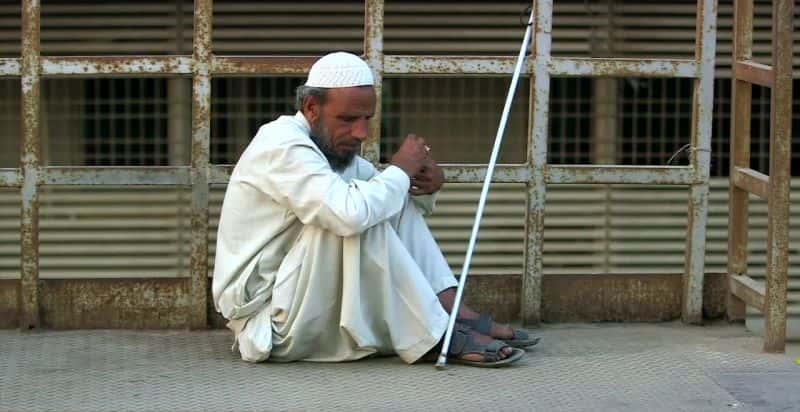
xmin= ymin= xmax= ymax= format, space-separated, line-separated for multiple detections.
xmin=295 ymin=85 xmax=328 ymax=111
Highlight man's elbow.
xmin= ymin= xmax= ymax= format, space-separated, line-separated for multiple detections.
xmin=333 ymin=215 xmax=371 ymax=237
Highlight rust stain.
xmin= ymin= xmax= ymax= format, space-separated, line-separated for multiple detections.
xmin=546 ymin=165 xmax=694 ymax=185
xmin=0 ymin=58 xmax=21 ymax=76
xmin=0 ymin=280 xmax=20 ymax=329
xmin=212 ymin=56 xmax=314 ymax=75
xmin=543 ymin=273 xmax=728 ymax=322
xmin=19 ymin=0 xmax=41 ymax=330
xmin=0 ymin=169 xmax=22 ymax=187
xmin=186 ymin=0 xmax=213 ymax=330
xmin=761 ymin=0 xmax=793 ymax=353
xmin=39 ymin=279 xmax=192 ymax=329
xmin=549 ymin=58 xmax=698 ymax=78
xmin=362 ymin=0 xmax=384 ymax=164
xmin=384 ymin=56 xmax=521 ymax=75
xmin=443 ymin=165 xmax=528 ymax=183
xmin=42 ymin=56 xmax=192 ymax=76
xmin=5 ymin=275 xmax=732 ymax=329
xmin=42 ymin=166 xmax=192 ymax=186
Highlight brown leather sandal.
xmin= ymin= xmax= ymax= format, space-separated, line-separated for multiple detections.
xmin=446 ymin=323 xmax=524 ymax=368
xmin=459 ymin=313 xmax=541 ymax=349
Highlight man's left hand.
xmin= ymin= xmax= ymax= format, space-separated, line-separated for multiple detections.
xmin=410 ymin=157 xmax=444 ymax=196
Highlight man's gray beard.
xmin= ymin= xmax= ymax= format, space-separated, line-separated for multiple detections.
xmin=309 ymin=125 xmax=355 ymax=172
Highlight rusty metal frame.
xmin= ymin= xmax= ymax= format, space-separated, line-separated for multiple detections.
xmin=726 ymin=0 xmax=793 ymax=353
xmin=0 ymin=0 xmax=719 ymax=329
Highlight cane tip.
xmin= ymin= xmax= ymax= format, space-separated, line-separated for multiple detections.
xmin=435 ymin=355 xmax=447 ymax=370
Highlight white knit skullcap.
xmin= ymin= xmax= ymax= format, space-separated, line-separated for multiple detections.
xmin=304 ymin=52 xmax=375 ymax=88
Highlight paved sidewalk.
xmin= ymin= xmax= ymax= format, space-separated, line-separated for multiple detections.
xmin=1 ymin=322 xmax=799 ymax=412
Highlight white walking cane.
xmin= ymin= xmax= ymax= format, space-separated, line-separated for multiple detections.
xmin=436 ymin=10 xmax=534 ymax=369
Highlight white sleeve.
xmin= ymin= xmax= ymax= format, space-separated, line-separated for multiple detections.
xmin=352 ymin=156 xmax=438 ymax=215
xmin=411 ymin=192 xmax=438 ymax=215
xmin=244 ymin=142 xmax=411 ymax=237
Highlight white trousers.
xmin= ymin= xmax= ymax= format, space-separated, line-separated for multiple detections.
xmin=238 ymin=196 xmax=457 ymax=363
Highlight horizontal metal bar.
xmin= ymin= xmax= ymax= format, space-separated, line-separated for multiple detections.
xmin=211 ymin=164 xmax=530 ymax=184
xmin=442 ymin=164 xmax=529 ymax=183
xmin=0 ymin=58 xmax=20 ymax=76
xmin=209 ymin=165 xmax=233 ymax=184
xmin=734 ymin=60 xmax=774 ymax=88
xmin=0 ymin=169 xmax=21 ymax=187
xmin=42 ymin=167 xmax=191 ymax=185
xmin=42 ymin=56 xmax=193 ymax=76
xmin=732 ymin=166 xmax=769 ymax=199
xmin=549 ymin=58 xmax=699 ymax=78
xmin=384 ymin=55 xmax=527 ymax=75
xmin=546 ymin=165 xmax=695 ymax=185
xmin=730 ymin=275 xmax=765 ymax=312
xmin=212 ymin=56 xmax=316 ymax=75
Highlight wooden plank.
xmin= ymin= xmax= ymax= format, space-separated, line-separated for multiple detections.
xmin=727 ymin=0 xmax=754 ymax=322
xmin=763 ymin=0 xmax=793 ymax=354
xmin=730 ymin=274 xmax=766 ymax=312
xmin=734 ymin=60 xmax=774 ymax=87
xmin=732 ymin=166 xmax=769 ymax=199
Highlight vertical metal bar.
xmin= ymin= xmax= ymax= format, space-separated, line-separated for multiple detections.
xmin=727 ymin=0 xmax=753 ymax=322
xmin=363 ymin=0 xmax=383 ymax=164
xmin=189 ymin=0 xmax=211 ymax=329
xmin=682 ymin=0 xmax=716 ymax=324
xmin=592 ymin=79 xmax=617 ymax=164
xmin=763 ymin=0 xmax=792 ymax=353
xmin=522 ymin=0 xmax=552 ymax=325
xmin=19 ymin=0 xmax=41 ymax=329
xmin=592 ymin=78 xmax=617 ymax=274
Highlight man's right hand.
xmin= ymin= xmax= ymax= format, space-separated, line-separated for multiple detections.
xmin=390 ymin=134 xmax=429 ymax=177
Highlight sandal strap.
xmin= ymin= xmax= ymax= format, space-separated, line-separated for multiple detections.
xmin=449 ymin=323 xmax=472 ymax=355
xmin=481 ymin=340 xmax=508 ymax=362
xmin=459 ymin=313 xmax=493 ymax=336
xmin=449 ymin=323 xmax=510 ymax=363
xmin=512 ymin=328 xmax=529 ymax=340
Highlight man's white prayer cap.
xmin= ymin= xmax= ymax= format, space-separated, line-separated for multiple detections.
xmin=304 ymin=52 xmax=374 ymax=88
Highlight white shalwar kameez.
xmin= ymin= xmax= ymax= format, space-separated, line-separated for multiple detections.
xmin=212 ymin=112 xmax=457 ymax=363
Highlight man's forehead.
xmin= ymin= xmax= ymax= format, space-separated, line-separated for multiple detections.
xmin=325 ymin=86 xmax=376 ymax=105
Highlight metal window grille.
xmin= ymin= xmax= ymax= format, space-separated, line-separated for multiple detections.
xmin=4 ymin=0 xmax=786 ymax=331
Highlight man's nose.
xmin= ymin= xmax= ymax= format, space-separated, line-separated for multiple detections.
xmin=352 ymin=118 xmax=368 ymax=141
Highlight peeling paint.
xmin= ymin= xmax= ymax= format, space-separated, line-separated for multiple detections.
xmin=42 ymin=167 xmax=192 ymax=186
xmin=188 ymin=0 xmax=212 ymax=330
xmin=362 ymin=0 xmax=384 ymax=164
xmin=681 ymin=0 xmax=717 ymax=325
xmin=549 ymin=57 xmax=699 ymax=78
xmin=41 ymin=56 xmax=193 ymax=76
xmin=442 ymin=165 xmax=529 ymax=183
xmin=546 ymin=165 xmax=695 ymax=185
xmin=0 ymin=58 xmax=20 ymax=76
xmin=522 ymin=0 xmax=552 ymax=326
xmin=0 ymin=169 xmax=21 ymax=187
xmin=19 ymin=0 xmax=41 ymax=330
xmin=384 ymin=56 xmax=525 ymax=75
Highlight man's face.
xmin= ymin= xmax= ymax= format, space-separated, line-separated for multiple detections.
xmin=307 ymin=86 xmax=375 ymax=171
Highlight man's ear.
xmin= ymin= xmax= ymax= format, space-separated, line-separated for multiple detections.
xmin=303 ymin=95 xmax=321 ymax=124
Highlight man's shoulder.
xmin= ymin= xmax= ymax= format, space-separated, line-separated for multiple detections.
xmin=254 ymin=115 xmax=312 ymax=149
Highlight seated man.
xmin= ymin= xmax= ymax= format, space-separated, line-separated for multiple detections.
xmin=212 ymin=52 xmax=538 ymax=367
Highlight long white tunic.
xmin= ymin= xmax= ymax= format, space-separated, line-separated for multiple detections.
xmin=212 ymin=112 xmax=456 ymax=363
